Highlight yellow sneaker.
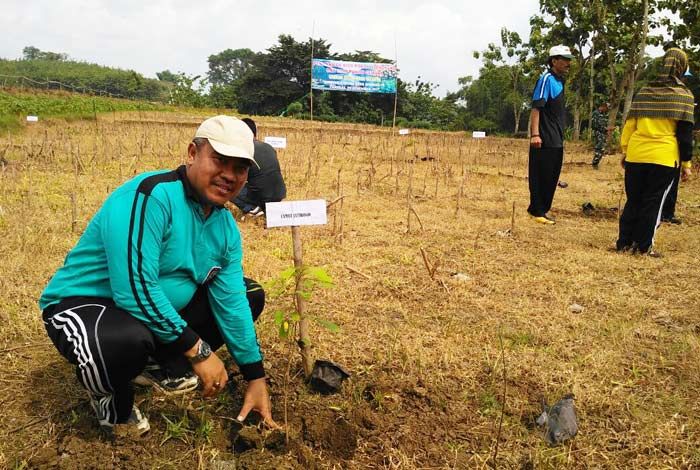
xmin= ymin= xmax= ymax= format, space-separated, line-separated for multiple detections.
xmin=531 ymin=215 xmax=555 ymax=225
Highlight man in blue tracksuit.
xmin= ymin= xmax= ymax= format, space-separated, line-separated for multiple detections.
xmin=527 ymin=45 xmax=573 ymax=225
xmin=40 ymin=115 xmax=277 ymax=434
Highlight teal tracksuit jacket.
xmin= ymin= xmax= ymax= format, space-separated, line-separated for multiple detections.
xmin=40 ymin=166 xmax=263 ymax=375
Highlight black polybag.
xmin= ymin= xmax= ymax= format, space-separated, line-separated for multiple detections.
xmin=309 ymin=359 xmax=350 ymax=394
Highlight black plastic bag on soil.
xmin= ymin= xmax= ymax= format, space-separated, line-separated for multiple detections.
xmin=536 ymin=393 xmax=578 ymax=446
xmin=309 ymin=360 xmax=350 ymax=394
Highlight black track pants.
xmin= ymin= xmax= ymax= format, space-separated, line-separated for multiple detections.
xmin=661 ymin=166 xmax=681 ymax=220
xmin=527 ymin=146 xmax=563 ymax=217
xmin=43 ymin=278 xmax=264 ymax=424
xmin=617 ymin=163 xmax=676 ymax=252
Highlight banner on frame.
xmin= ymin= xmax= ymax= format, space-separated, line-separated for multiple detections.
xmin=312 ymin=59 xmax=397 ymax=94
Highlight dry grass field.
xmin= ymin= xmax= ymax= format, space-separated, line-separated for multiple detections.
xmin=1 ymin=112 xmax=699 ymax=469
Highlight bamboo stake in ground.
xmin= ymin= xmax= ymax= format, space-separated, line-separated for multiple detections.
xmin=292 ymin=226 xmax=313 ymax=378
xmin=455 ymin=175 xmax=466 ymax=217
xmin=419 ymin=247 xmax=438 ymax=280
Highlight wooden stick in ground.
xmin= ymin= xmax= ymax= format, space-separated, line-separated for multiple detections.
xmin=510 ymin=201 xmax=516 ymax=234
xmin=420 ymin=247 xmax=440 ymax=280
xmin=70 ymin=191 xmax=77 ymax=233
xmin=345 ymin=264 xmax=372 ymax=280
xmin=455 ymin=175 xmax=466 ymax=217
xmin=291 ymin=226 xmax=313 ymax=378
xmin=410 ymin=206 xmax=424 ymax=231
xmin=420 ymin=247 xmax=435 ymax=280
xmin=327 ymin=195 xmax=346 ymax=210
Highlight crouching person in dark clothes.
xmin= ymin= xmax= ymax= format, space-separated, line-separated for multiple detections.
xmin=232 ymin=118 xmax=287 ymax=218
xmin=617 ymin=48 xmax=695 ymax=256
xmin=39 ymin=115 xmax=278 ymax=435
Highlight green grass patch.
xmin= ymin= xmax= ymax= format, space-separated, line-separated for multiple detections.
xmin=0 ymin=113 xmax=21 ymax=133
xmin=0 ymin=89 xmax=169 ymax=133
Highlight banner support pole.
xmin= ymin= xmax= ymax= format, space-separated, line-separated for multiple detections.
xmin=392 ymin=34 xmax=398 ymax=135
xmin=310 ymin=21 xmax=315 ymax=122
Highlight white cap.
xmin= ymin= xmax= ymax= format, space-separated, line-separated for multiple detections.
xmin=548 ymin=45 xmax=573 ymax=59
xmin=194 ymin=115 xmax=258 ymax=168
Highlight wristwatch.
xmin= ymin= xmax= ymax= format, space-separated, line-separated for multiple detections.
xmin=188 ymin=340 xmax=212 ymax=364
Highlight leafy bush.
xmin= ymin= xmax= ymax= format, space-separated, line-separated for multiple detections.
xmin=468 ymin=117 xmax=499 ymax=133
xmin=286 ymin=102 xmax=303 ymax=116
xmin=407 ymin=120 xmax=433 ymax=129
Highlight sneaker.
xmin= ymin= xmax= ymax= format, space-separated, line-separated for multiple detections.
xmin=544 ymin=213 xmax=556 ymax=222
xmin=249 ymin=206 xmax=265 ymax=218
xmin=133 ymin=366 xmax=199 ymax=395
xmin=89 ymin=397 xmax=150 ymax=437
xmin=530 ymin=214 xmax=555 ymax=225
xmin=661 ymin=216 xmax=682 ymax=225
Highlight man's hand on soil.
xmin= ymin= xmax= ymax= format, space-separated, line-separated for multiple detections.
xmin=237 ymin=378 xmax=280 ymax=429
xmin=192 ymin=354 xmax=228 ymax=398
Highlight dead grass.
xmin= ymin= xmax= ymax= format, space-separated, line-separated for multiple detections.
xmin=1 ymin=112 xmax=699 ymax=469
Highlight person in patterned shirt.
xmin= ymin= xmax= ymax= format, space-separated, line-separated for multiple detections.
xmin=591 ymin=102 xmax=612 ymax=169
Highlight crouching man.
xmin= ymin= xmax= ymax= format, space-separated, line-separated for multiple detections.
xmin=39 ymin=115 xmax=277 ymax=435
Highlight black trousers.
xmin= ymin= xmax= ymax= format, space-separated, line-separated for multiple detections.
xmin=618 ymin=163 xmax=676 ymax=252
xmin=661 ymin=166 xmax=681 ymax=220
xmin=527 ymin=147 xmax=563 ymax=217
xmin=43 ymin=278 xmax=264 ymax=424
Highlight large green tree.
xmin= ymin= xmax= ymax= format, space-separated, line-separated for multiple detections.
xmin=207 ymin=48 xmax=256 ymax=85
xmin=529 ymin=1 xmax=600 ymax=140
xmin=235 ymin=35 xmax=331 ymax=115
xmin=453 ymin=66 xmax=516 ymax=133
xmin=206 ymin=48 xmax=256 ymax=109
xmin=474 ymin=27 xmax=535 ymax=134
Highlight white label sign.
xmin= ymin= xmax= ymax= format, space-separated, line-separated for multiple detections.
xmin=472 ymin=131 xmax=486 ymax=138
xmin=266 ymin=200 xmax=327 ymax=228
xmin=398 ymin=128 xmax=410 ymax=135
xmin=264 ymin=136 xmax=287 ymax=149
xmin=26 ymin=115 xmax=39 ymax=122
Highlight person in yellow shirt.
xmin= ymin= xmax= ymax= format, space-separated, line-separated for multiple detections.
xmin=617 ymin=47 xmax=695 ymax=256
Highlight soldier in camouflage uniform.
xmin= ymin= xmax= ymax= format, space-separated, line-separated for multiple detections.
xmin=591 ymin=102 xmax=611 ymax=169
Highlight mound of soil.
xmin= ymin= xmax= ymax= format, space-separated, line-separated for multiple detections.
xmin=302 ymin=411 xmax=358 ymax=460
xmin=30 ymin=435 xmax=149 ymax=469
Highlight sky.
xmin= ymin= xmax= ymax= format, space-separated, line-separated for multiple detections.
xmin=1 ymin=0 xmax=541 ymax=97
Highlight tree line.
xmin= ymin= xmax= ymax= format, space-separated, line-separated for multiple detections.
xmin=0 ymin=47 xmax=169 ymax=101
xmin=1 ymin=0 xmax=698 ymax=136
xmin=157 ymin=35 xmax=458 ymax=130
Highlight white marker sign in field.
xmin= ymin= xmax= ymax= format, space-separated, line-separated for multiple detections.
xmin=472 ymin=131 xmax=486 ymax=138
xmin=266 ymin=200 xmax=327 ymax=228
xmin=264 ymin=136 xmax=287 ymax=149
xmin=398 ymin=128 xmax=410 ymax=135
xmin=26 ymin=116 xmax=39 ymax=122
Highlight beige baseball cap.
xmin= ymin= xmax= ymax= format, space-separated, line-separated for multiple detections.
xmin=194 ymin=115 xmax=258 ymax=168
xmin=548 ymin=45 xmax=573 ymax=59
